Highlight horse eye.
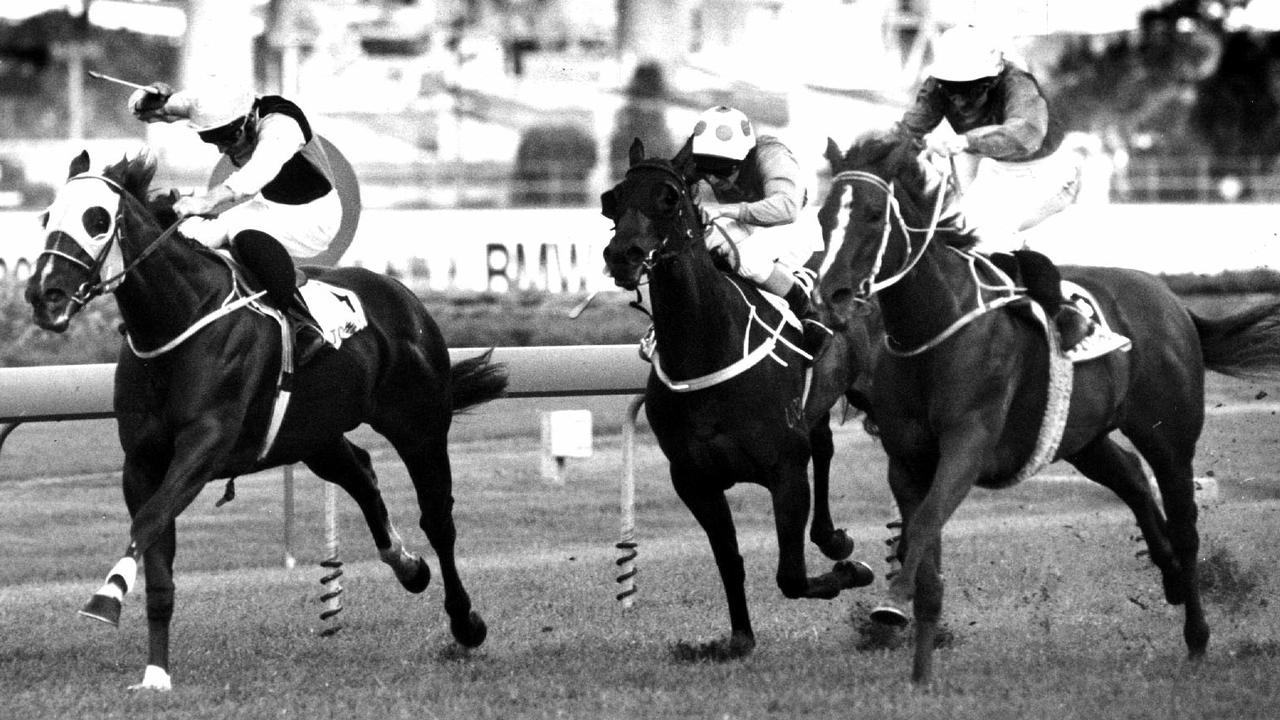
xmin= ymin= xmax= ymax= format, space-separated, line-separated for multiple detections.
xmin=82 ymin=206 xmax=111 ymax=237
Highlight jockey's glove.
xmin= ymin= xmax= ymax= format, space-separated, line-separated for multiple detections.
xmin=924 ymin=132 xmax=970 ymax=158
xmin=128 ymin=82 xmax=175 ymax=122
xmin=174 ymin=183 xmax=241 ymax=219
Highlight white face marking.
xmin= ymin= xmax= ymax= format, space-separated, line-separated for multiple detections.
xmin=818 ymin=183 xmax=852 ymax=280
xmin=43 ymin=177 xmax=120 ymax=260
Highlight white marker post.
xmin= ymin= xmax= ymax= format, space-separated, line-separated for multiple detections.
xmin=540 ymin=409 xmax=593 ymax=485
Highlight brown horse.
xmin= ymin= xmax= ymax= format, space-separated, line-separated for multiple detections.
xmin=818 ymin=129 xmax=1280 ymax=684
xmin=26 ymin=148 xmax=507 ymax=690
xmin=602 ymin=139 xmax=875 ymax=659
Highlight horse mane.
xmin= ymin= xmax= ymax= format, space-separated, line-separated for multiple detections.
xmin=841 ymin=128 xmax=955 ymax=222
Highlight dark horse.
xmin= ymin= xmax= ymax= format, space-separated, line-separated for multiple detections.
xmin=818 ymin=129 xmax=1280 ymax=684
xmin=601 ymin=138 xmax=874 ymax=659
xmin=26 ymin=148 xmax=507 ymax=690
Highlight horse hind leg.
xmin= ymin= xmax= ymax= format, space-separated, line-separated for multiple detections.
xmin=1069 ymin=434 xmax=1208 ymax=658
xmin=1124 ymin=432 xmax=1210 ymax=658
xmin=392 ymin=438 xmax=487 ymax=648
xmin=303 ymin=439 xmax=431 ymax=593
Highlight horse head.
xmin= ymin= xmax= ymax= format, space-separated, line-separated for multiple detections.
xmin=26 ymin=147 xmax=160 ymax=331
xmin=818 ymin=129 xmax=948 ymax=325
xmin=601 ymin=138 xmax=702 ymax=290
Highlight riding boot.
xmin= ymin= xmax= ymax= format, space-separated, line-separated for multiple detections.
xmin=1012 ymin=249 xmax=1131 ymax=360
xmin=231 ymin=230 xmax=326 ymax=365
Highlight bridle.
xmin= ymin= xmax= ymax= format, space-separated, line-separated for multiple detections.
xmin=828 ymin=159 xmax=951 ymax=299
xmin=41 ymin=173 xmax=183 ymax=309
xmin=830 ymin=155 xmax=1023 ymax=357
xmin=620 ymin=160 xmax=704 ymax=277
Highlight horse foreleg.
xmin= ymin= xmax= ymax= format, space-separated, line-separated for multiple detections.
xmin=808 ymin=416 xmax=854 ymax=560
xmin=773 ymin=465 xmax=873 ymax=600
xmin=671 ymin=469 xmax=755 ymax=658
xmin=132 ymin=522 xmax=177 ymax=691
xmin=876 ymin=452 xmax=973 ymax=686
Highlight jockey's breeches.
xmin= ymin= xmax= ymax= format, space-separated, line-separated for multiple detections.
xmin=178 ymin=189 xmax=341 ymax=259
xmin=704 ymin=212 xmax=824 ymax=285
xmin=955 ymin=146 xmax=1084 ymax=253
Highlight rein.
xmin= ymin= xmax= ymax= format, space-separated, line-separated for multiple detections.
xmin=833 ymin=158 xmax=1022 ymax=357
xmin=621 ymin=162 xmax=806 ymax=391
xmin=46 ymin=172 xmax=254 ymax=358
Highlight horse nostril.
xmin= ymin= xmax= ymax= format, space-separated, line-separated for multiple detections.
xmin=830 ymin=288 xmax=852 ymax=308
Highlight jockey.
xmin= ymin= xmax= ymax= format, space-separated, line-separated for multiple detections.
xmin=895 ymin=25 xmax=1130 ymax=362
xmin=127 ymin=79 xmax=340 ymax=352
xmin=689 ymin=105 xmax=831 ymax=363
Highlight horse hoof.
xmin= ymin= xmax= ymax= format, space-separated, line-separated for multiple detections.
xmin=79 ymin=594 xmax=122 ymax=627
xmin=870 ymin=603 xmax=910 ymax=627
xmin=451 ymin=610 xmax=487 ymax=648
xmin=817 ymin=529 xmax=855 ymax=561
xmin=401 ymin=556 xmax=432 ymax=594
xmin=835 ymin=560 xmax=876 ymax=589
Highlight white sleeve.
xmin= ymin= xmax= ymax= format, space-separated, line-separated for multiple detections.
xmin=222 ymin=114 xmax=307 ymax=198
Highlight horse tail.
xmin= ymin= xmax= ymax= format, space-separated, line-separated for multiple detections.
xmin=1191 ymin=299 xmax=1280 ymax=379
xmin=450 ymin=349 xmax=509 ymax=412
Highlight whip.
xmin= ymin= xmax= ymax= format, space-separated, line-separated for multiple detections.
xmin=86 ymin=70 xmax=150 ymax=92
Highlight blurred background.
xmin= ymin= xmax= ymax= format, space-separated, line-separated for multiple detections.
xmin=4 ymin=0 xmax=1280 ymax=208
xmin=2 ymin=0 xmax=1280 ymax=298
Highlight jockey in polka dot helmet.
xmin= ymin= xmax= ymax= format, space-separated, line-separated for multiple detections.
xmin=687 ymin=106 xmax=832 ymax=365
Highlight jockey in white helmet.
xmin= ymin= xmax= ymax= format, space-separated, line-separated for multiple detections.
xmin=128 ymin=78 xmax=342 ymax=356
xmin=689 ymin=105 xmax=830 ymax=363
xmin=894 ymin=25 xmax=1129 ymax=362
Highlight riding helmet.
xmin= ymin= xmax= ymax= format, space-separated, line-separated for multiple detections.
xmin=691 ymin=106 xmax=755 ymax=162
xmin=927 ymin=25 xmax=1004 ymax=82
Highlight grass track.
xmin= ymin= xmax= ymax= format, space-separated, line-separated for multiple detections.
xmin=2 ymin=375 xmax=1280 ymax=718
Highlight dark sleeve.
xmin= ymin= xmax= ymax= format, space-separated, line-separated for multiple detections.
xmin=894 ymin=78 xmax=947 ymax=139
xmin=962 ymin=72 xmax=1048 ymax=160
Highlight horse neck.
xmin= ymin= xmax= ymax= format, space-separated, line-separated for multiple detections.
xmin=875 ymin=224 xmax=972 ymax=350
xmin=649 ymin=245 xmax=751 ymax=378
xmin=113 ymin=213 xmax=231 ymax=348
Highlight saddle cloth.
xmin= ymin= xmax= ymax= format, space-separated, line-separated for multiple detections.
xmin=296 ymin=280 xmax=368 ymax=350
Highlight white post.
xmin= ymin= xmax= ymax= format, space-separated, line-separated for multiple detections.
xmin=282 ymin=465 xmax=296 ymax=569
xmin=616 ymin=394 xmax=645 ymax=609
xmin=318 ymin=481 xmax=343 ymax=635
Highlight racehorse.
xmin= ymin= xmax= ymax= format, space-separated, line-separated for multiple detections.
xmin=602 ymin=138 xmax=875 ymax=659
xmin=817 ymin=129 xmax=1280 ymax=684
xmin=26 ymin=148 xmax=507 ymax=690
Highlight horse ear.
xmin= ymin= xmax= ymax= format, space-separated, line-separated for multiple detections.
xmin=600 ymin=189 xmax=618 ymax=220
xmin=628 ymin=138 xmax=645 ymax=167
xmin=68 ymin=150 xmax=91 ymax=179
xmin=671 ymin=136 xmax=695 ymax=178
xmin=824 ymin=137 xmax=844 ymax=171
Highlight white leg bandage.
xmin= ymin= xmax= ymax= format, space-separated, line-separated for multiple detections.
xmin=99 ymin=556 xmax=137 ymax=600
xmin=128 ymin=664 xmax=172 ymax=691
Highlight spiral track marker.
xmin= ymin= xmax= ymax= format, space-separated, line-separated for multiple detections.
xmin=318 ymin=482 xmax=344 ymax=636
xmin=616 ymin=394 xmax=645 ymax=609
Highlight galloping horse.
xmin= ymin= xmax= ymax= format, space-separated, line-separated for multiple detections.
xmin=26 ymin=148 xmax=507 ymax=690
xmin=818 ymin=130 xmax=1280 ymax=684
xmin=602 ymin=138 xmax=874 ymax=659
